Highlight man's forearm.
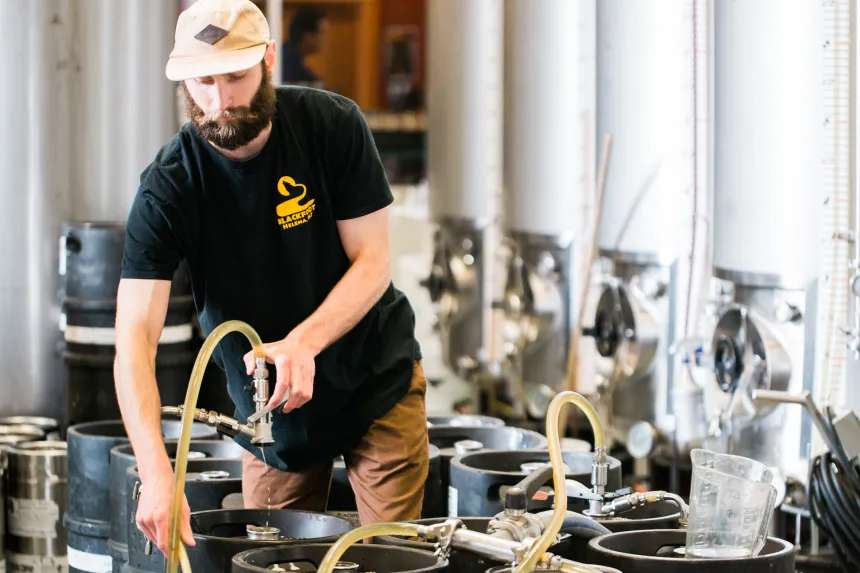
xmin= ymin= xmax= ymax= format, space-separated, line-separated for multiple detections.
xmin=114 ymin=337 xmax=172 ymax=481
xmin=291 ymin=252 xmax=390 ymax=353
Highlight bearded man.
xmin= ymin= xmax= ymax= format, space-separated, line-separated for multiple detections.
xmin=114 ymin=0 xmax=427 ymax=556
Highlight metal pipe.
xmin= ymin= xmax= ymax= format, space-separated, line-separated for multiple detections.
xmin=852 ymin=0 xmax=860 ymax=359
xmin=752 ymin=389 xmax=834 ymax=452
xmin=266 ymin=0 xmax=282 ymax=85
xmin=450 ymin=528 xmax=523 ymax=562
xmin=160 ymin=405 xmax=255 ymax=440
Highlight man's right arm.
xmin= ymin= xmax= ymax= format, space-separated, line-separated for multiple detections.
xmin=114 ymin=277 xmax=194 ymax=553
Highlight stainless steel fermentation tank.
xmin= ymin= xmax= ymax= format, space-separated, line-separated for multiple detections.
xmin=496 ymin=0 xmax=595 ymax=418
xmin=424 ymin=0 xmax=503 ymax=377
xmin=586 ymin=0 xmax=702 ymax=457
xmin=0 ymin=0 xmax=178 ymax=421
xmin=703 ymin=0 xmax=825 ymax=483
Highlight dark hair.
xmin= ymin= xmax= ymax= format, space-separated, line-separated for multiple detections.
xmin=288 ymin=7 xmax=324 ymax=44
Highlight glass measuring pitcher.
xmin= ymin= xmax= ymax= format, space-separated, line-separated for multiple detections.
xmin=685 ymin=448 xmax=778 ymax=558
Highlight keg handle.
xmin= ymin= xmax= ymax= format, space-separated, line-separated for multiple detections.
xmin=502 ymin=464 xmax=555 ymax=508
xmin=131 ymin=480 xmax=154 ymax=557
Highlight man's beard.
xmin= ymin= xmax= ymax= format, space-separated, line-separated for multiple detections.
xmin=183 ymin=64 xmax=276 ymax=150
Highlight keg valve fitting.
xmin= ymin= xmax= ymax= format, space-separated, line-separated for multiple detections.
xmin=588 ymin=447 xmax=609 ymax=516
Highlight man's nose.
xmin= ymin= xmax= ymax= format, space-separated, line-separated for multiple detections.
xmin=211 ymin=81 xmax=233 ymax=113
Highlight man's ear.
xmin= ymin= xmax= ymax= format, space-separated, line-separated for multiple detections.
xmin=263 ymin=41 xmax=277 ymax=73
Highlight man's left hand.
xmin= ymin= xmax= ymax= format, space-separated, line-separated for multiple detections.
xmin=243 ymin=333 xmax=317 ymax=414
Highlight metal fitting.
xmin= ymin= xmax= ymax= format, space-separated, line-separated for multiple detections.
xmin=598 ymin=490 xmax=689 ymax=525
xmin=587 ymin=447 xmax=609 ymax=516
xmin=249 ymin=357 xmax=275 ymax=446
xmin=488 ymin=511 xmax=544 ymax=542
xmin=425 ymin=519 xmax=461 ymax=559
xmin=161 ymin=405 xmax=256 ymax=440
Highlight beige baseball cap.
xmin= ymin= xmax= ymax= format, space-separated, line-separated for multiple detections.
xmin=165 ymin=0 xmax=270 ymax=81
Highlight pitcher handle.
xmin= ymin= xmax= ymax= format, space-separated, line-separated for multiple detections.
xmin=752 ymin=483 xmax=778 ymax=556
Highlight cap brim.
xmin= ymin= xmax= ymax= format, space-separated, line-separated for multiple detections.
xmin=165 ymin=43 xmax=267 ymax=81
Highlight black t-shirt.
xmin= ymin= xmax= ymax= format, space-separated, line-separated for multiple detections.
xmin=121 ymin=86 xmax=420 ymax=470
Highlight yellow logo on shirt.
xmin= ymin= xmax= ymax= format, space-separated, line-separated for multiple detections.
xmin=276 ymin=176 xmax=316 ymax=231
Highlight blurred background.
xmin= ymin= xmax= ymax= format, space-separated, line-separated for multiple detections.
xmin=3 ymin=0 xmax=860 ymax=569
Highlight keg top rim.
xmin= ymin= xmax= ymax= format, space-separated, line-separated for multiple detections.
xmin=0 ymin=416 xmax=58 ymax=429
xmin=587 ymin=529 xmax=795 ymax=562
xmin=0 ymin=424 xmax=44 ymax=438
xmin=12 ymin=440 xmax=67 ymax=455
xmin=68 ymin=419 xmax=127 ymax=439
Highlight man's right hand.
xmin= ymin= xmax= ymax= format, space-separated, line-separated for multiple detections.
xmin=135 ymin=470 xmax=196 ymax=556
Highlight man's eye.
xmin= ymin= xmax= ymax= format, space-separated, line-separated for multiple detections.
xmin=228 ymin=75 xmax=246 ymax=82
xmin=198 ymin=77 xmax=215 ymax=85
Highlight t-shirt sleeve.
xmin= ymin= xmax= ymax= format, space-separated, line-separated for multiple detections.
xmin=121 ymin=188 xmax=183 ymax=281
xmin=326 ymin=102 xmax=393 ymax=220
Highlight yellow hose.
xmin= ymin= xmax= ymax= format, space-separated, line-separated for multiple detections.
xmin=514 ymin=391 xmax=606 ymax=573
xmin=317 ymin=523 xmax=424 ymax=573
xmin=179 ymin=545 xmax=191 ymax=572
xmin=166 ymin=320 xmax=265 ymax=573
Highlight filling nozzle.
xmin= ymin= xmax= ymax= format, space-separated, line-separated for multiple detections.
xmin=248 ymin=356 xmax=274 ymax=446
xmin=162 ymin=357 xmax=276 ymax=446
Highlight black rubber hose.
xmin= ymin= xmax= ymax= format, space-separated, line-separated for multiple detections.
xmin=535 ymin=510 xmax=611 ymax=539
xmin=818 ymin=458 xmax=860 ymax=533
xmin=808 ymin=412 xmax=860 ymax=573
xmin=810 ymin=460 xmax=856 ymax=568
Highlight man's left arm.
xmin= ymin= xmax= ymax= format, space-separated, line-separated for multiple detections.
xmin=243 ymin=206 xmax=391 ymax=413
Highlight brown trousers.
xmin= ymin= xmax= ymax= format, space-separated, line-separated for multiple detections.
xmin=242 ymin=361 xmax=429 ymax=525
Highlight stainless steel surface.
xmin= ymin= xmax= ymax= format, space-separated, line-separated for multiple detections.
xmin=449 ymin=528 xmax=522 ymax=563
xmin=706 ymin=286 xmax=812 ymax=480
xmin=264 ymin=0 xmax=282 ymax=85
xmin=596 ymin=0 xmax=694 ymax=261
xmin=246 ymin=525 xmax=280 ymax=541
xmin=249 ymin=357 xmax=275 ymax=445
xmin=711 ymin=306 xmax=791 ymax=396
xmin=599 ymin=250 xmax=667 ymax=268
xmin=1 ymin=442 xmax=5 ymax=572
xmin=503 ymin=0 xmax=594 ymax=237
xmin=0 ymin=417 xmax=59 ymax=434
xmin=712 ymin=267 xmax=804 ymax=291
xmin=198 ymin=470 xmax=231 ymax=481
xmin=454 ymin=440 xmax=484 ymax=456
xmin=161 ymin=405 xmax=256 ymax=440
xmin=69 ymin=0 xmax=179 ymax=222
xmin=713 ymin=0 xmax=824 ymax=286
xmin=0 ymin=1 xmax=179 ymax=421
xmin=589 ymin=260 xmax=674 ymax=448
xmin=751 ymin=390 xmax=833 ymax=454
xmin=427 ymin=415 xmax=505 ymax=428
xmin=424 ymin=219 xmax=485 ymax=374
xmin=426 ymin=0 xmax=502 ymax=223
xmin=0 ymin=425 xmax=46 ymax=441
xmin=498 ymin=233 xmax=574 ymax=417
xmin=6 ymin=441 xmax=68 ymax=572
xmin=0 ymin=0 xmax=73 ymax=421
